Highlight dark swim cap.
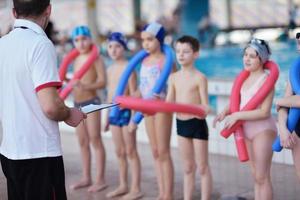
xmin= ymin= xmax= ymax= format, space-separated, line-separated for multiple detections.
xmin=108 ymin=32 xmax=128 ymax=49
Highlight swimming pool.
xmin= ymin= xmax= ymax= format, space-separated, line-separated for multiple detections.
xmin=196 ymin=40 xmax=299 ymax=111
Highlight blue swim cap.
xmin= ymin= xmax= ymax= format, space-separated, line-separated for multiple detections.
xmin=142 ymin=22 xmax=165 ymax=45
xmin=71 ymin=26 xmax=91 ymax=41
xmin=108 ymin=32 xmax=128 ymax=49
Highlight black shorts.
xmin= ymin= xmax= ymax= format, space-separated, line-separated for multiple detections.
xmin=294 ymin=119 xmax=300 ymax=138
xmin=176 ymin=118 xmax=209 ymax=140
xmin=0 ymin=154 xmax=67 ymax=200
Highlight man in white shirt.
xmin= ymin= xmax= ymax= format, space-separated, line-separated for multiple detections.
xmin=0 ymin=0 xmax=85 ymax=199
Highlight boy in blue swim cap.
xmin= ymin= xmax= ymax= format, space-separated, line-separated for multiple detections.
xmin=105 ymin=32 xmax=143 ymax=199
xmin=68 ymin=25 xmax=107 ymax=192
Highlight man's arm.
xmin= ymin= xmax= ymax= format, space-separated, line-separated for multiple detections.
xmin=37 ymin=87 xmax=70 ymax=121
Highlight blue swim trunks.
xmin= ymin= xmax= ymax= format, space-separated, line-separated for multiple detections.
xmin=109 ymin=109 xmax=131 ymax=127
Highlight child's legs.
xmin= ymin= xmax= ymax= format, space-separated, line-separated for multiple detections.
xmin=252 ymin=130 xmax=275 ymax=200
xmin=245 ymin=139 xmax=255 ymax=175
xmin=245 ymin=139 xmax=259 ymax=199
xmin=122 ymin=126 xmax=142 ymax=192
xmin=194 ymin=139 xmax=212 ymax=200
xmin=86 ymin=111 xmax=106 ymax=184
xmin=178 ymin=136 xmax=195 ymax=200
xmin=292 ymin=135 xmax=300 ymax=181
xmin=111 ymin=125 xmax=128 ymax=187
xmin=144 ymin=116 xmax=164 ymax=197
xmin=154 ymin=113 xmax=174 ymax=199
xmin=75 ymin=122 xmax=91 ymax=180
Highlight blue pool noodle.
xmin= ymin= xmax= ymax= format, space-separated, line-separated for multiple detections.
xmin=109 ymin=45 xmax=173 ymax=124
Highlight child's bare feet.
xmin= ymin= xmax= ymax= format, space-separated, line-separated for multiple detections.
xmin=87 ymin=182 xmax=107 ymax=192
xmin=106 ymin=186 xmax=128 ymax=198
xmin=69 ymin=179 xmax=91 ymax=190
xmin=121 ymin=191 xmax=144 ymax=200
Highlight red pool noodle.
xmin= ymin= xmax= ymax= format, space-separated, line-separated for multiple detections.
xmin=115 ymin=96 xmax=207 ymax=117
xmin=221 ymin=61 xmax=279 ymax=138
xmin=58 ymin=44 xmax=99 ymax=100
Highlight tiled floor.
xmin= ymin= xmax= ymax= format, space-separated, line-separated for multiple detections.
xmin=0 ymin=130 xmax=299 ymax=200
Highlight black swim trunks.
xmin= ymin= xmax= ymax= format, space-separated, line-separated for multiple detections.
xmin=176 ymin=118 xmax=209 ymax=140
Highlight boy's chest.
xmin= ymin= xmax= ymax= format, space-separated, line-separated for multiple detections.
xmin=74 ymin=55 xmax=90 ymax=71
xmin=174 ymin=79 xmax=198 ymax=93
xmin=73 ymin=59 xmax=97 ymax=81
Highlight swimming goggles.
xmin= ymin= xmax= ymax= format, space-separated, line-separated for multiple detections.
xmin=250 ymin=38 xmax=270 ymax=54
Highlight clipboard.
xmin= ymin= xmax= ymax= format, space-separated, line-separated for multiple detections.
xmin=81 ymin=103 xmax=120 ymax=114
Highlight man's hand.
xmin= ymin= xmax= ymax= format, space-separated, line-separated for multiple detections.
xmin=64 ymin=108 xmax=86 ymax=127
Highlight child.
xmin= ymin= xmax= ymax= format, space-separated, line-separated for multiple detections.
xmin=166 ymin=36 xmax=212 ymax=200
xmin=128 ymin=22 xmax=175 ymax=200
xmin=68 ymin=26 xmax=107 ymax=192
xmin=214 ymin=38 xmax=277 ymax=200
xmin=275 ymin=32 xmax=300 ymax=180
xmin=104 ymin=32 xmax=143 ymax=199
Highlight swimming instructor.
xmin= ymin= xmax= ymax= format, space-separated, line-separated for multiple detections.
xmin=0 ymin=0 xmax=85 ymax=199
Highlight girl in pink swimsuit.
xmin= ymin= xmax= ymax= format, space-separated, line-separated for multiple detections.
xmin=214 ymin=38 xmax=277 ymax=200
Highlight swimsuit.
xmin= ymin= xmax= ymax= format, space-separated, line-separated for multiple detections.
xmin=74 ymin=96 xmax=101 ymax=108
xmin=176 ymin=118 xmax=209 ymax=140
xmin=139 ymin=58 xmax=166 ymax=99
xmin=240 ymin=73 xmax=277 ymax=140
xmin=109 ymin=109 xmax=131 ymax=127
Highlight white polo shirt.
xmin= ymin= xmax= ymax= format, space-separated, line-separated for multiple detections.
xmin=0 ymin=19 xmax=63 ymax=160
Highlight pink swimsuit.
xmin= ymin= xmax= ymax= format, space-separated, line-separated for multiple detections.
xmin=240 ymin=73 xmax=277 ymax=140
xmin=139 ymin=57 xmax=166 ymax=99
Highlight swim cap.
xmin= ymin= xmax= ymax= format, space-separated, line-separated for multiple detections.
xmin=247 ymin=38 xmax=271 ymax=64
xmin=108 ymin=32 xmax=128 ymax=49
xmin=71 ymin=26 xmax=91 ymax=41
xmin=142 ymin=22 xmax=165 ymax=45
